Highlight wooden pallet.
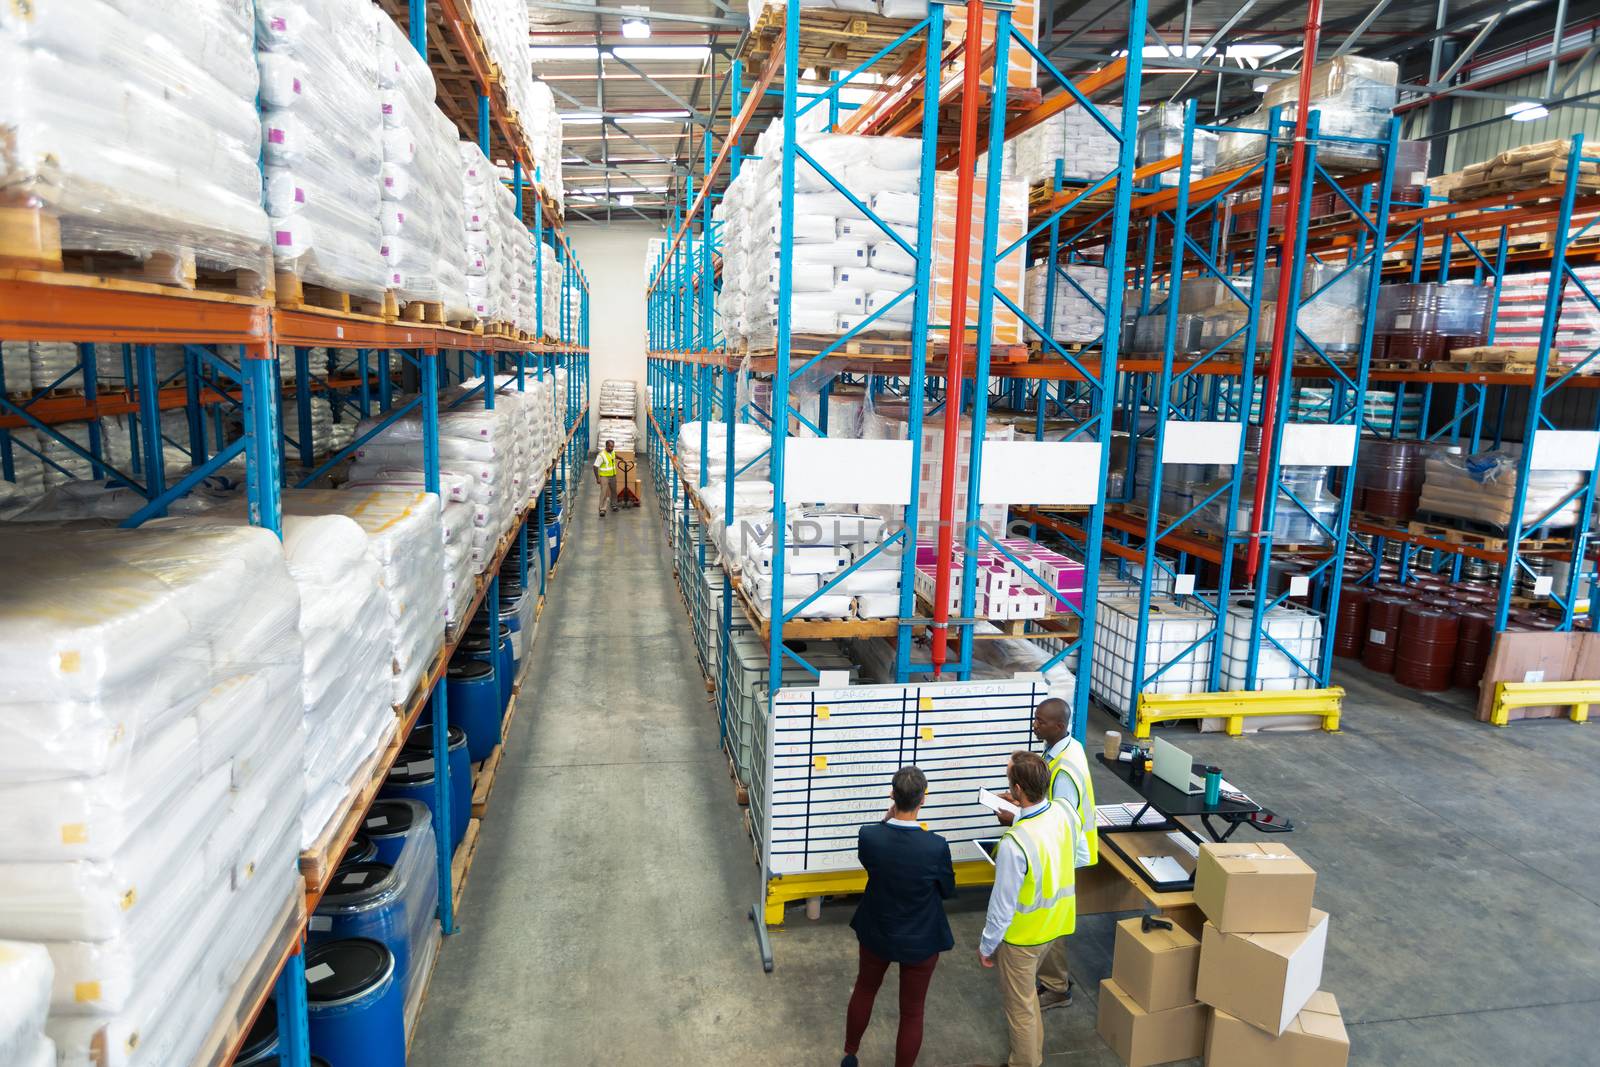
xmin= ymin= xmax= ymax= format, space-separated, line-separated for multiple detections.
xmin=0 ymin=205 xmax=269 ymax=296
xmin=449 ymin=317 xmax=486 ymax=334
xmin=1408 ymin=513 xmax=1570 ymax=551
xmin=299 ymin=716 xmax=403 ymax=897
xmin=276 ymin=271 xmax=396 ymax=320
xmin=1447 ymin=140 xmax=1600 ymax=203
xmin=739 ymin=7 xmax=923 ymax=71
xmin=469 ymin=688 xmax=518 ymax=818
xmin=1028 ymin=178 xmax=1116 ymax=213
xmin=450 ymin=818 xmax=483 ymax=915
xmin=398 ymin=298 xmax=447 ymax=325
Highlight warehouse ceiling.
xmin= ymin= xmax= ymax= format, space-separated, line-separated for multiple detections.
xmin=527 ymin=0 xmax=1590 ymax=221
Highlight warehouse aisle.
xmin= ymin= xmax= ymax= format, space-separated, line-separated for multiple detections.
xmin=410 ymin=473 xmax=784 ymax=1063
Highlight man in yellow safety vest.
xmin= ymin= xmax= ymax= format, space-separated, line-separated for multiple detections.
xmin=594 ymin=438 xmax=619 ymax=517
xmin=990 ymin=698 xmax=1096 ymax=1012
xmin=978 ymin=751 xmax=1079 ymax=1067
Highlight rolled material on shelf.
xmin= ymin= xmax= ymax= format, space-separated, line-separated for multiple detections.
xmin=0 ymin=0 xmax=271 ymax=279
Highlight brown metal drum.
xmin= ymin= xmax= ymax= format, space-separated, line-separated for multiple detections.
xmin=1361 ymin=595 xmax=1408 ymax=672
xmin=1334 ymin=583 xmax=1370 ymax=658
xmin=1394 ymin=606 xmax=1460 ymax=691
xmin=1453 ymin=610 xmax=1496 ymax=689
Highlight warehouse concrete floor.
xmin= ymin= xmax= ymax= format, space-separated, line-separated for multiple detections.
xmin=412 ymin=474 xmax=1600 ymax=1067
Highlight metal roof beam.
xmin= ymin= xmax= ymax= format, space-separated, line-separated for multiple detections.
xmin=1330 ymin=0 xmax=1398 ymax=58
xmin=605 ymin=51 xmax=711 ymax=125
xmin=526 ymin=2 xmax=747 ymax=29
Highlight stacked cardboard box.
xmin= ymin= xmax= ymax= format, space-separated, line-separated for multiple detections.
xmin=1096 ymin=917 xmax=1207 ymax=1066
xmin=1193 ymin=842 xmax=1350 ymax=1066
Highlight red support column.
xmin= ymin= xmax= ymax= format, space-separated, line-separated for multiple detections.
xmin=1247 ymin=0 xmax=1322 ymax=582
xmin=930 ymin=0 xmax=988 ymax=678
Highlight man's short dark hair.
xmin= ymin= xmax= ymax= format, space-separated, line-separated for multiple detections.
xmin=1008 ymin=751 xmax=1049 ymax=805
xmin=892 ymin=765 xmax=927 ymax=812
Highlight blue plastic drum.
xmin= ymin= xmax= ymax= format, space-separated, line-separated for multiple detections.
xmin=446 ymin=658 xmax=500 ymax=762
xmin=235 ymin=1001 xmax=279 ymax=1065
xmin=380 ymin=726 xmax=469 ymax=853
xmin=463 ymin=623 xmax=515 ymax=710
xmin=306 ymin=939 xmax=405 ymax=1067
xmin=498 ymin=592 xmax=525 ymax=671
xmin=310 ymin=862 xmax=409 ymax=990
xmin=345 ymin=832 xmax=378 ymax=867
xmin=361 ymin=799 xmax=421 ymax=867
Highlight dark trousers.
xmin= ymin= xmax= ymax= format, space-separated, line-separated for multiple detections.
xmin=844 ymin=944 xmax=939 ymax=1067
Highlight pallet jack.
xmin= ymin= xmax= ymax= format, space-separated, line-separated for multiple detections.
xmin=615 ymin=456 xmax=642 ymax=509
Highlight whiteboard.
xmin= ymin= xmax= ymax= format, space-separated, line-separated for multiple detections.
xmin=784 ymin=438 xmax=914 ymax=504
xmin=979 ymin=441 xmax=1103 ymax=505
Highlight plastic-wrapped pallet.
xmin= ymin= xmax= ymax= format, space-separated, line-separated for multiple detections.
xmin=1091 ymin=595 xmax=1213 ymax=711
xmin=597 ymin=418 xmax=638 ymax=454
xmin=1219 ymin=55 xmax=1397 ymax=175
xmin=0 ymin=941 xmax=54 ymax=1067
xmin=257 ymin=0 xmax=391 ymax=300
xmin=155 ymin=512 xmax=393 ymax=850
xmin=1136 ymin=104 xmax=1215 ymax=188
xmin=0 ymin=0 xmax=271 ymax=286
xmin=930 ymin=172 xmax=1028 ymax=344
xmin=460 ymin=141 xmax=495 ymax=322
xmin=352 ymin=397 xmax=525 ymax=576
xmin=1011 ymin=102 xmax=1124 ymax=184
xmin=599 ymin=379 xmax=638 ymax=419
xmin=376 ymin=13 xmax=470 ymax=320
xmin=1488 ymin=267 xmax=1600 ymax=365
xmin=279 ymin=489 xmax=446 ymax=705
xmin=1418 ymin=449 xmax=1586 ymax=530
xmin=678 ymin=420 xmax=772 ymax=483
xmin=3 ymin=340 xmax=31 ymax=393
xmin=1024 ymin=261 xmax=1109 ymax=343
xmin=0 ymin=525 xmax=304 ymax=1067
xmin=1262 ymin=55 xmax=1399 ymax=114
xmin=341 ymin=466 xmax=479 ymax=629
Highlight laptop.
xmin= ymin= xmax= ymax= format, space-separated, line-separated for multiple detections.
xmin=1151 ymin=737 xmax=1206 ymax=795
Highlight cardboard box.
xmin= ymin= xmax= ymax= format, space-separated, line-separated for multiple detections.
xmin=1194 ymin=842 xmax=1317 ymax=934
xmin=1111 ymin=917 xmax=1200 ymax=1013
xmin=1196 ymin=911 xmax=1328 ymax=1036
xmin=1096 ymin=979 xmax=1206 ymax=1067
xmin=1075 ymin=860 xmax=1149 ymax=915
xmin=1475 ymin=631 xmax=1579 ymax=722
xmin=1206 ymin=991 xmax=1350 ymax=1067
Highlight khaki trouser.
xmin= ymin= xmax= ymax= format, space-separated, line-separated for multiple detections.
xmin=1036 ymin=936 xmax=1070 ymax=996
xmin=598 ymin=475 xmax=617 ymax=513
xmin=995 ymin=940 xmax=1052 ymax=1067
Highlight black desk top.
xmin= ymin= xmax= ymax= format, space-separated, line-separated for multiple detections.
xmin=1097 ymin=753 xmax=1261 ymax=819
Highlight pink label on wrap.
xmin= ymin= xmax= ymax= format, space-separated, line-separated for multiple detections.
xmin=295 ymin=188 xmax=305 ymax=203
xmin=275 ymin=230 xmax=293 ymax=246
xmin=271 ymin=16 xmax=286 ymax=29
xmin=268 ymin=128 xmax=285 ymax=144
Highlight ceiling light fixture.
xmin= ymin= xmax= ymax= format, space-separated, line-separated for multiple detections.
xmin=618 ymin=193 xmax=635 ymax=206
xmin=621 ymin=5 xmax=651 ymax=39
xmin=1507 ymin=101 xmax=1548 ymax=121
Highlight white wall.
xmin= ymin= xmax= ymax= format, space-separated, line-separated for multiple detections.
xmin=566 ymin=221 xmax=662 ymax=451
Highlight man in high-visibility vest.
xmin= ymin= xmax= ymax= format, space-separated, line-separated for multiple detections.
xmin=594 ymin=438 xmax=619 ymax=517
xmin=978 ymin=751 xmax=1079 ymax=1067
xmin=990 ymin=698 xmax=1096 ymax=1011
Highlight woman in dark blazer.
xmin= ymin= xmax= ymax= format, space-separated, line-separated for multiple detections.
xmin=842 ymin=765 xmax=956 ymax=1067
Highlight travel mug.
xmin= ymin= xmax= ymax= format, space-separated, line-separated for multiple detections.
xmin=1203 ymin=765 xmax=1222 ymax=806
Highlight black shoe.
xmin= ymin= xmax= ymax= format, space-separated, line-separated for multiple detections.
xmin=842 ymin=1056 xmax=859 ymax=1067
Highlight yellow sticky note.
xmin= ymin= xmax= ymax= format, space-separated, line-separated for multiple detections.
xmin=919 ymin=696 xmax=934 ymax=711
xmin=920 ymin=726 xmax=935 ymax=741
xmin=58 ymin=650 xmax=81 ymax=674
xmin=60 ymin=823 xmax=88 ymax=845
xmin=816 ymin=706 xmax=830 ymax=720
xmin=120 ymin=888 xmax=137 ymax=911
xmin=74 ymin=982 xmax=102 ymax=1005
xmin=812 ymin=755 xmax=828 ymax=771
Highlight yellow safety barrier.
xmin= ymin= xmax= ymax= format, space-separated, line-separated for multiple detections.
xmin=763 ymin=860 xmax=996 ymax=927
xmin=1490 ymin=681 xmax=1597 ymax=727
xmin=1135 ymin=688 xmax=1344 ymax=739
